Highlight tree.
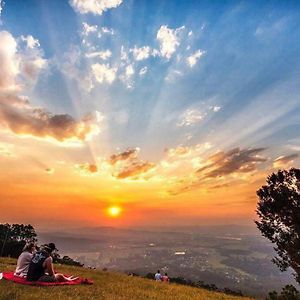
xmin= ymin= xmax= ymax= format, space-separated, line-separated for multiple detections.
xmin=0 ymin=223 xmax=37 ymax=257
xmin=255 ymin=168 xmax=300 ymax=283
xmin=267 ymin=285 xmax=300 ymax=300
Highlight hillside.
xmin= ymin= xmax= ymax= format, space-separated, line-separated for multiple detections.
xmin=0 ymin=258 xmax=253 ymax=300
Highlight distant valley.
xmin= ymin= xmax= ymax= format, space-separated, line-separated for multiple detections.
xmin=38 ymin=224 xmax=296 ymax=296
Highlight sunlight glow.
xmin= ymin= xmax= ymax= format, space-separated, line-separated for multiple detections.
xmin=107 ymin=205 xmax=122 ymax=218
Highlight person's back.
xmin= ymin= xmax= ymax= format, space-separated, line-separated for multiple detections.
xmin=162 ymin=273 xmax=169 ymax=283
xmin=154 ymin=270 xmax=162 ymax=281
xmin=26 ymin=250 xmax=50 ymax=281
xmin=14 ymin=251 xmax=33 ymax=277
xmin=14 ymin=242 xmax=36 ymax=278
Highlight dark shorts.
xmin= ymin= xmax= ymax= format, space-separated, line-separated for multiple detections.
xmin=38 ymin=274 xmax=57 ymax=282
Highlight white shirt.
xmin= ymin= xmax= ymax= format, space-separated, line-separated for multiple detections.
xmin=14 ymin=251 xmax=33 ymax=277
xmin=155 ymin=273 xmax=162 ymax=281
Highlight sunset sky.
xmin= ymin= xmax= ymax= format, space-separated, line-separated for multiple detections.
xmin=0 ymin=0 xmax=299 ymax=229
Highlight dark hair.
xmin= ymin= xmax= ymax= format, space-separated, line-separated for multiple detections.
xmin=157 ymin=270 xmax=160 ymax=273
xmin=165 ymin=273 xmax=168 ymax=276
xmin=22 ymin=242 xmax=35 ymax=252
xmin=44 ymin=242 xmax=58 ymax=253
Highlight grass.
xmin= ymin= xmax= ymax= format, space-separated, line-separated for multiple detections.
xmin=0 ymin=258 xmax=254 ymax=300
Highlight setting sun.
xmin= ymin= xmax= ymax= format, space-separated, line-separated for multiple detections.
xmin=107 ymin=206 xmax=122 ymax=218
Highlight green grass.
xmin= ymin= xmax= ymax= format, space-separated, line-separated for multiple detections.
xmin=0 ymin=258 xmax=253 ymax=300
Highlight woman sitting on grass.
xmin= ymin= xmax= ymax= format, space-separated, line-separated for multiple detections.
xmin=14 ymin=242 xmax=36 ymax=278
xmin=26 ymin=243 xmax=78 ymax=282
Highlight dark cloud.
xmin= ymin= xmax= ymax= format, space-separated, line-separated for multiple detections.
xmin=0 ymin=94 xmax=100 ymax=142
xmin=197 ymin=147 xmax=267 ymax=178
xmin=109 ymin=148 xmax=155 ymax=179
xmin=169 ymin=147 xmax=267 ymax=195
xmin=116 ymin=161 xmax=155 ymax=179
xmin=110 ymin=148 xmax=138 ymax=165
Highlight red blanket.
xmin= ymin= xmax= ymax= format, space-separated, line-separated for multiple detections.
xmin=2 ymin=272 xmax=93 ymax=286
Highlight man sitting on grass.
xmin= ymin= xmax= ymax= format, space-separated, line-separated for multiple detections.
xmin=26 ymin=243 xmax=78 ymax=282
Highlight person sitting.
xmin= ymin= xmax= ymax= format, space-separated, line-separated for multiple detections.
xmin=154 ymin=270 xmax=162 ymax=281
xmin=26 ymin=243 xmax=78 ymax=282
xmin=162 ymin=272 xmax=170 ymax=283
xmin=14 ymin=242 xmax=36 ymax=278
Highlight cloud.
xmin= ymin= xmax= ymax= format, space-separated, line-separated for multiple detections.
xmin=0 ymin=94 xmax=103 ymax=143
xmin=116 ymin=161 xmax=155 ymax=179
xmin=70 ymin=0 xmax=123 ymax=15
xmin=165 ymin=146 xmax=191 ymax=158
xmin=177 ymin=103 xmax=221 ymax=127
xmin=125 ymin=64 xmax=134 ymax=76
xmin=186 ymin=49 xmax=205 ymax=67
xmin=0 ymin=31 xmax=19 ymax=92
xmin=92 ymin=63 xmax=117 ymax=84
xmin=0 ymin=31 xmax=47 ymax=92
xmin=197 ymin=147 xmax=267 ymax=178
xmin=101 ymin=27 xmax=114 ymax=35
xmin=109 ymin=148 xmax=155 ymax=179
xmin=120 ymin=46 xmax=128 ymax=62
xmin=156 ymin=25 xmax=185 ymax=60
xmin=19 ymin=38 xmax=47 ymax=83
xmin=85 ymin=50 xmax=112 ymax=60
xmin=75 ymin=163 xmax=98 ymax=175
xmin=139 ymin=66 xmax=148 ymax=76
xmin=82 ymin=22 xmax=98 ymax=36
xmin=273 ymin=154 xmax=299 ymax=169
xmin=0 ymin=30 xmax=102 ymax=145
xmin=210 ymin=105 xmax=221 ymax=112
xmin=177 ymin=108 xmax=204 ymax=127
xmin=21 ymin=35 xmax=40 ymax=49
xmin=0 ymin=0 xmax=4 ymax=20
xmin=110 ymin=148 xmax=139 ymax=165
xmin=119 ymin=64 xmax=135 ymax=89
xmin=165 ymin=146 xmax=267 ymax=195
xmin=130 ymin=46 xmax=151 ymax=61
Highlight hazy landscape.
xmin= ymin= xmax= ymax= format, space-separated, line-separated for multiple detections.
xmin=39 ymin=224 xmax=295 ymax=297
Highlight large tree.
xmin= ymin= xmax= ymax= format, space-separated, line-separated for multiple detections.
xmin=0 ymin=223 xmax=37 ymax=257
xmin=256 ymin=168 xmax=300 ymax=283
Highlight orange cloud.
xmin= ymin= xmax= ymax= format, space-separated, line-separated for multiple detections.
xmin=110 ymin=148 xmax=139 ymax=165
xmin=116 ymin=161 xmax=155 ymax=179
xmin=109 ymin=148 xmax=156 ymax=180
xmin=167 ymin=147 xmax=267 ymax=195
xmin=75 ymin=163 xmax=98 ymax=175
xmin=197 ymin=147 xmax=267 ymax=178
xmin=273 ymin=154 xmax=299 ymax=169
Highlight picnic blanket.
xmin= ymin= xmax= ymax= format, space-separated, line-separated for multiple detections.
xmin=1 ymin=272 xmax=93 ymax=286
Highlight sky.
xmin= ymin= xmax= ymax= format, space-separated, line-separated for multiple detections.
xmin=0 ymin=0 xmax=299 ymax=229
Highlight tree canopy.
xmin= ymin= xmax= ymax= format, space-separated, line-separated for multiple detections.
xmin=256 ymin=168 xmax=300 ymax=283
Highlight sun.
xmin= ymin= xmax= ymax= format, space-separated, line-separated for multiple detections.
xmin=107 ymin=206 xmax=122 ymax=218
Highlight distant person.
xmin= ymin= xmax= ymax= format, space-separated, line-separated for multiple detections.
xmin=162 ymin=272 xmax=170 ymax=283
xmin=154 ymin=270 xmax=162 ymax=281
xmin=27 ymin=243 xmax=78 ymax=282
xmin=14 ymin=242 xmax=36 ymax=278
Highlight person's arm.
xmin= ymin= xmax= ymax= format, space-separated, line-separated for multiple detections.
xmin=45 ymin=257 xmax=55 ymax=276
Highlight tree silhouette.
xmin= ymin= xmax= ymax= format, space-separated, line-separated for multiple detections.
xmin=255 ymin=168 xmax=300 ymax=283
xmin=0 ymin=223 xmax=37 ymax=257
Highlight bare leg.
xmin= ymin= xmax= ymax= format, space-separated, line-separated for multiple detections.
xmin=55 ymin=273 xmax=79 ymax=282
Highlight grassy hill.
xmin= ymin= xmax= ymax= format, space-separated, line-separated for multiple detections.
xmin=0 ymin=258 xmax=253 ymax=300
